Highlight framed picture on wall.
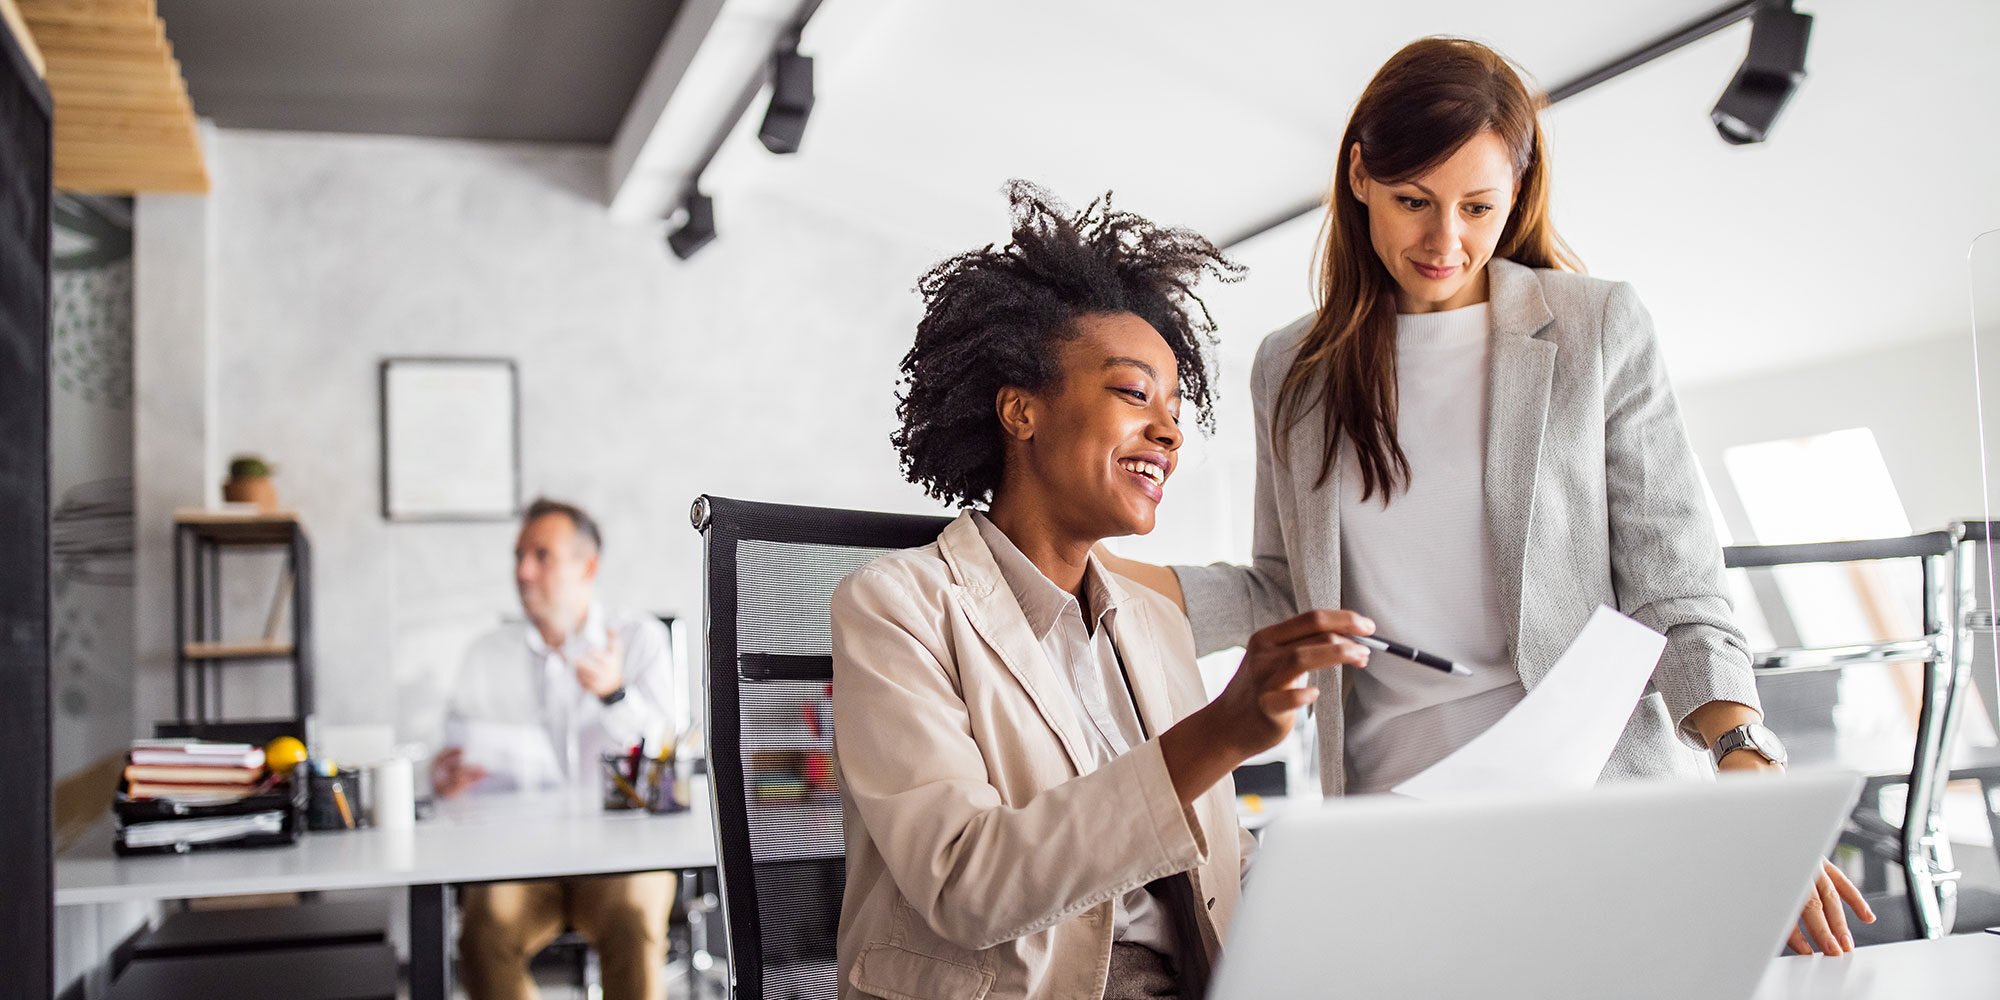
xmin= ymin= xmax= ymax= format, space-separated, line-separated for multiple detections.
xmin=380 ymin=357 xmax=521 ymax=521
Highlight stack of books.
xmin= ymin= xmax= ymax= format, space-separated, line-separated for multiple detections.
xmin=124 ymin=740 xmax=268 ymax=801
xmin=115 ymin=739 xmax=304 ymax=855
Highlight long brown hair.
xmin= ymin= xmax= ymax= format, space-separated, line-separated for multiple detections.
xmin=1277 ymin=36 xmax=1582 ymax=501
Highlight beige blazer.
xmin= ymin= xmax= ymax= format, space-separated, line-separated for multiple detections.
xmin=1176 ymin=258 xmax=1760 ymax=794
xmin=831 ymin=512 xmax=1250 ymax=1000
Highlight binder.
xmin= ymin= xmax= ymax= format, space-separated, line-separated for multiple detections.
xmin=113 ymin=781 xmax=307 ymax=856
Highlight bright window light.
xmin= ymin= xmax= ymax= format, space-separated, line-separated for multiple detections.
xmin=1724 ymin=427 xmax=1917 ymax=650
xmin=1725 ymin=427 xmax=1913 ymax=544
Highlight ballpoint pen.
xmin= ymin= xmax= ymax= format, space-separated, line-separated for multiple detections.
xmin=1344 ymin=633 xmax=1473 ymax=676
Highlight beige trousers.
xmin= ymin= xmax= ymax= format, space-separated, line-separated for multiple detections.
xmin=459 ymin=871 xmax=677 ymax=1000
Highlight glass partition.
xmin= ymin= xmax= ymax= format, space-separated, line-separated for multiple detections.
xmin=1969 ymin=228 xmax=2000 ymax=739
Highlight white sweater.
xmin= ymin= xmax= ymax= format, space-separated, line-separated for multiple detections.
xmin=1340 ymin=303 xmax=1524 ymax=794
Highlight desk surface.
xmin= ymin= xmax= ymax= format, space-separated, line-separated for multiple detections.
xmin=55 ymin=781 xmax=717 ymax=906
xmin=1751 ymin=932 xmax=2000 ymax=999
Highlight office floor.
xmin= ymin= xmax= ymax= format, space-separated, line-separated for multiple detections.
xmin=1899 ymin=781 xmax=2000 ymax=936
xmin=393 ymin=961 xmax=728 ymax=1000
xmin=1950 ymin=827 xmax=2000 ymax=934
xmin=405 ymin=962 xmax=722 ymax=1000
xmin=393 ymin=923 xmax=731 ymax=1000
xmin=1965 ymin=834 xmax=1999 ymax=888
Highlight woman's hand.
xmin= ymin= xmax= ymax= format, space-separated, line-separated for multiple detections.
xmin=1159 ymin=609 xmax=1372 ymax=804
xmin=1718 ymin=752 xmax=1876 ymax=954
xmin=1788 ymin=858 xmax=1875 ymax=955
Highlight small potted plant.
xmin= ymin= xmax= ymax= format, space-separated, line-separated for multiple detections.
xmin=222 ymin=454 xmax=279 ymax=511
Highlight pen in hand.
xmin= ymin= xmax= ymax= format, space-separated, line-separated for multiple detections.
xmin=1344 ymin=633 xmax=1472 ymax=676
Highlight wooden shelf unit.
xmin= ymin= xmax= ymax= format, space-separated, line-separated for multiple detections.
xmin=181 ymin=639 xmax=295 ymax=661
xmin=172 ymin=511 xmax=312 ymax=729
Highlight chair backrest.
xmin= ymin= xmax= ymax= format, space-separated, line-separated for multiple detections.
xmin=692 ymin=495 xmax=949 ymax=1000
xmin=1721 ymin=530 xmax=1958 ymax=769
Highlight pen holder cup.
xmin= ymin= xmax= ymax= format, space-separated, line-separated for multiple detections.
xmin=600 ymin=754 xmax=691 ymax=814
xmin=304 ymin=767 xmax=362 ymax=831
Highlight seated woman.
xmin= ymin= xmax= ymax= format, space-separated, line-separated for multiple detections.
xmin=830 ymin=182 xmax=1372 ymax=1000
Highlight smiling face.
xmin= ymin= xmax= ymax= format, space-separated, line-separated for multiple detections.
xmin=1349 ymin=129 xmax=1519 ymax=313
xmin=995 ymin=311 xmax=1184 ymax=541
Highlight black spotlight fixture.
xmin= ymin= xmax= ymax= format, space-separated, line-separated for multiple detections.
xmin=1711 ymin=0 xmax=1813 ymax=145
xmin=666 ymin=190 xmax=716 ymax=260
xmin=757 ymin=46 xmax=815 ymax=154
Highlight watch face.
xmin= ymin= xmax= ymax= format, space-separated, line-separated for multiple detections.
xmin=1747 ymin=723 xmax=1787 ymax=761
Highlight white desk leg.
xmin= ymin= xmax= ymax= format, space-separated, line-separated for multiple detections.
xmin=410 ymin=882 xmax=452 ymax=1000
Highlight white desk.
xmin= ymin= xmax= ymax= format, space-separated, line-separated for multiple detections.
xmin=1751 ymin=932 xmax=2000 ymax=999
xmin=56 ymin=780 xmax=717 ymax=999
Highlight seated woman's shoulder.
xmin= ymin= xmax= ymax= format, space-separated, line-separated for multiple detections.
xmin=833 ymin=540 xmax=952 ymax=607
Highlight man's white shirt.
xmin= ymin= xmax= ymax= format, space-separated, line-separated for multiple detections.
xmin=442 ymin=604 xmax=676 ymax=792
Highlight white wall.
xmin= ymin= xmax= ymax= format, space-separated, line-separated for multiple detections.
xmin=1678 ymin=333 xmax=1984 ymax=544
xmin=136 ymin=128 xmax=954 ymax=747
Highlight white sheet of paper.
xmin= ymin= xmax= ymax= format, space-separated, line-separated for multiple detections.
xmin=1392 ymin=605 xmax=1666 ymax=801
xmin=446 ymin=718 xmax=567 ymax=793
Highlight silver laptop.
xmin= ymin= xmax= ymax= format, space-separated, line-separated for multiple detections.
xmin=1211 ymin=771 xmax=1861 ymax=1000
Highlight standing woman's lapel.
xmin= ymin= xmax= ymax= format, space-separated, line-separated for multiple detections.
xmin=1481 ymin=258 xmax=1558 ymax=687
xmin=1272 ymin=317 xmax=1350 ymax=795
xmin=1280 ymin=366 xmax=1343 ymax=615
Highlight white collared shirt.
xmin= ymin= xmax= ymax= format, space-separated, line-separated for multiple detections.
xmin=972 ymin=513 xmax=1178 ymax=961
xmin=442 ymin=604 xmax=675 ymax=793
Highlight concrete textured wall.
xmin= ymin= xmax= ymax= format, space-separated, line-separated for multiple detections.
xmin=163 ymin=128 xmax=956 ymax=747
xmin=132 ymin=189 xmax=218 ymax=743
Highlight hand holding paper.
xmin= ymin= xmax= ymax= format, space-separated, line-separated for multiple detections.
xmin=441 ymin=718 xmax=566 ymax=794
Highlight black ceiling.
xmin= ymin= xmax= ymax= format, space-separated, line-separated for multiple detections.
xmin=159 ymin=0 xmax=685 ymax=144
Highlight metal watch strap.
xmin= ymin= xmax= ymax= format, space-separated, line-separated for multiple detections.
xmin=1712 ymin=723 xmax=1780 ymax=766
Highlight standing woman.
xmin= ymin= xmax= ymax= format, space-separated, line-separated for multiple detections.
xmin=1101 ymin=37 xmax=1872 ymax=955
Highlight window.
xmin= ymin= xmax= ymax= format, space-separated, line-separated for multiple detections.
xmin=1723 ymin=427 xmax=1996 ymax=773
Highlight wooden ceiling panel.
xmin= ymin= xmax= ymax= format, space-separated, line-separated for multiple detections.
xmin=17 ymin=0 xmax=157 ymax=18
xmin=17 ymin=0 xmax=207 ymax=194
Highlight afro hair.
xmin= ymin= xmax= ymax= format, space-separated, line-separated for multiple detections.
xmin=891 ymin=181 xmax=1240 ymax=508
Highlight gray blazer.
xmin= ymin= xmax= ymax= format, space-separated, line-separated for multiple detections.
xmin=1175 ymin=257 xmax=1759 ymax=795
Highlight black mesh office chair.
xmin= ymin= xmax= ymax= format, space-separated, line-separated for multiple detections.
xmin=692 ymin=495 xmax=949 ymax=1000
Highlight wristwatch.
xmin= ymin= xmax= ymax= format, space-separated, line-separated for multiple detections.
xmin=1710 ymin=722 xmax=1787 ymax=768
xmin=599 ymin=686 xmax=628 ymax=707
